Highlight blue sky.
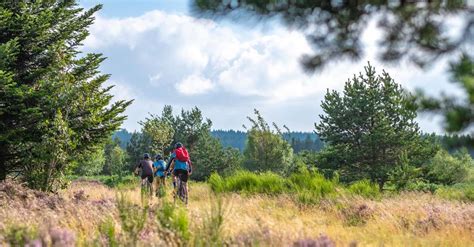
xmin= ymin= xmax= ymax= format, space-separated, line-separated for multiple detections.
xmin=79 ymin=0 xmax=464 ymax=133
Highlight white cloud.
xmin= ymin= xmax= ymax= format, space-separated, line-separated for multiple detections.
xmin=176 ymin=74 xmax=214 ymax=95
xmin=148 ymin=73 xmax=162 ymax=85
xmin=83 ymin=9 xmax=454 ymax=133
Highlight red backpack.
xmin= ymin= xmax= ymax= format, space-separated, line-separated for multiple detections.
xmin=175 ymin=147 xmax=189 ymax=162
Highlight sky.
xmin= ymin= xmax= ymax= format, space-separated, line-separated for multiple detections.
xmin=78 ymin=0 xmax=466 ymax=133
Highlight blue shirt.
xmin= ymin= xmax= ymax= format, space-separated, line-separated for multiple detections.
xmin=171 ymin=152 xmax=188 ymax=170
xmin=153 ymin=160 xmax=166 ymax=177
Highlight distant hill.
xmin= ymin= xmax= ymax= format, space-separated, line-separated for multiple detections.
xmin=110 ymin=129 xmax=473 ymax=156
xmin=112 ymin=129 xmax=132 ymax=149
xmin=211 ymin=130 xmax=324 ymax=152
xmin=110 ymin=129 xmax=325 ymax=153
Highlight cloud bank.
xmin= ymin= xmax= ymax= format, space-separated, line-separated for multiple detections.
xmin=83 ymin=10 xmax=457 ymax=133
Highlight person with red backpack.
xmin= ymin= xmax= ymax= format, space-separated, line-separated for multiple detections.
xmin=165 ymin=142 xmax=193 ymax=203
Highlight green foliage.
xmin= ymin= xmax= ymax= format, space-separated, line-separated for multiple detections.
xmin=209 ymin=168 xmax=338 ymax=204
xmin=347 ymin=180 xmax=381 ymax=199
xmin=193 ymin=1 xmax=470 ymax=71
xmin=133 ymin=105 xmax=242 ymax=181
xmin=288 ymin=168 xmax=337 ymax=203
xmin=191 ymin=133 xmax=242 ymax=181
xmin=116 ymin=193 xmax=148 ymax=245
xmin=24 ymin=111 xmax=74 ymax=191
xmin=424 ymin=149 xmax=473 ymax=185
xmin=73 ymin=147 xmax=106 ymax=176
xmin=103 ymin=138 xmax=129 ymax=176
xmin=405 ymin=181 xmax=441 ymax=193
xmin=417 ymin=54 xmax=474 ymax=133
xmin=98 ymin=217 xmax=118 ymax=247
xmin=435 ymin=183 xmax=474 ymax=202
xmin=4 ymin=224 xmax=38 ymax=246
xmin=208 ymin=173 xmax=226 ymax=193
xmin=243 ymin=109 xmax=294 ymax=174
xmin=126 ymin=132 xmax=151 ymax=169
xmin=388 ymin=152 xmax=422 ymax=191
xmin=156 ymin=201 xmax=190 ymax=241
xmin=0 ymin=1 xmax=131 ymax=191
xmin=170 ymin=106 xmax=212 ymax=152
xmin=139 ymin=112 xmax=175 ymax=155
xmin=316 ymin=63 xmax=433 ymax=189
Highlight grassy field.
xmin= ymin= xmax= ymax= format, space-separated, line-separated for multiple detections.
xmin=0 ymin=178 xmax=473 ymax=246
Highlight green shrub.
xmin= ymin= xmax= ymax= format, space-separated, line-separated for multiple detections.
xmin=208 ymin=173 xmax=226 ymax=193
xmin=4 ymin=224 xmax=38 ymax=246
xmin=99 ymin=217 xmax=118 ymax=247
xmin=435 ymin=183 xmax=474 ymax=202
xmin=348 ymin=180 xmax=380 ymax=199
xmin=424 ymin=150 xmax=472 ymax=185
xmin=405 ymin=181 xmax=441 ymax=193
xmin=209 ymin=168 xmax=338 ymax=204
xmin=255 ymin=172 xmax=287 ymax=194
xmin=156 ymin=201 xmax=190 ymax=241
xmin=289 ymin=168 xmax=337 ymax=200
xmin=225 ymin=170 xmax=261 ymax=194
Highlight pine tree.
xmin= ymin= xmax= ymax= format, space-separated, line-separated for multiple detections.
xmin=0 ymin=1 xmax=131 ymax=190
xmin=244 ymin=109 xmax=293 ymax=174
xmin=315 ymin=63 xmax=430 ymax=189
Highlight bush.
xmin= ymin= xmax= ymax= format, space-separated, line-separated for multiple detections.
xmin=347 ymin=180 xmax=380 ymax=199
xmin=156 ymin=201 xmax=190 ymax=241
xmin=4 ymin=224 xmax=38 ymax=246
xmin=435 ymin=183 xmax=474 ymax=202
xmin=405 ymin=181 xmax=441 ymax=193
xmin=208 ymin=173 xmax=226 ymax=193
xmin=223 ymin=170 xmax=287 ymax=195
xmin=209 ymin=168 xmax=338 ymax=204
xmin=99 ymin=217 xmax=118 ymax=247
xmin=424 ymin=150 xmax=472 ymax=185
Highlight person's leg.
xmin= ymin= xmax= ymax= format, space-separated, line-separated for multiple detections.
xmin=179 ymin=170 xmax=189 ymax=203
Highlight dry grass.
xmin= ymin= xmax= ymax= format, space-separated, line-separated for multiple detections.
xmin=1 ymin=179 xmax=473 ymax=246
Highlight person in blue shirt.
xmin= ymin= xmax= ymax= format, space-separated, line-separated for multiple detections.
xmin=165 ymin=142 xmax=193 ymax=203
xmin=153 ymin=154 xmax=166 ymax=196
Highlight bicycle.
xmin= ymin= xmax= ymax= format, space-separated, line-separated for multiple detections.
xmin=174 ymin=173 xmax=188 ymax=205
xmin=141 ymin=177 xmax=153 ymax=198
xmin=155 ymin=176 xmax=166 ymax=198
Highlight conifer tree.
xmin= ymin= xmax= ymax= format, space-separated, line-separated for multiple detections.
xmin=0 ymin=1 xmax=131 ymax=190
xmin=316 ymin=64 xmax=431 ymax=189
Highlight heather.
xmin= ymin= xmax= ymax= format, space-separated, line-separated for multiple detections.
xmin=1 ymin=179 xmax=474 ymax=246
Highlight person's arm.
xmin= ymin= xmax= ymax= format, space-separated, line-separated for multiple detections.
xmin=187 ymin=160 xmax=193 ymax=175
xmin=165 ymin=157 xmax=175 ymax=172
xmin=134 ymin=161 xmax=142 ymax=175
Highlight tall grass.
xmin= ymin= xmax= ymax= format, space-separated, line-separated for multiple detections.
xmin=116 ymin=192 xmax=148 ymax=245
xmin=156 ymin=200 xmax=190 ymax=242
xmin=209 ymin=169 xmax=339 ymax=204
xmin=193 ymin=196 xmax=227 ymax=246
xmin=347 ymin=180 xmax=380 ymax=199
xmin=435 ymin=183 xmax=474 ymax=202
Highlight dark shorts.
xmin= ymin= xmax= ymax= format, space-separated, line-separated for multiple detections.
xmin=173 ymin=169 xmax=189 ymax=182
xmin=141 ymin=174 xmax=153 ymax=184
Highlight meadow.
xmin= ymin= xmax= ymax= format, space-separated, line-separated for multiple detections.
xmin=1 ymin=174 xmax=473 ymax=247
